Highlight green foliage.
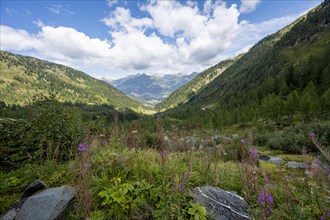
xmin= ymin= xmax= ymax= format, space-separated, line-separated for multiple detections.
xmin=0 ymin=95 xmax=85 ymax=167
xmin=187 ymin=203 xmax=207 ymax=220
xmin=0 ymin=50 xmax=148 ymax=112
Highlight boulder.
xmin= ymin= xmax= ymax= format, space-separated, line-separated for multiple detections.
xmin=222 ymin=136 xmax=232 ymax=144
xmin=287 ymin=161 xmax=310 ymax=169
xmin=193 ymin=186 xmax=251 ymax=220
xmin=258 ymin=155 xmax=270 ymax=161
xmin=265 ymin=156 xmax=285 ymax=165
xmin=15 ymin=185 xmax=76 ymax=220
xmin=22 ymin=179 xmax=47 ymax=198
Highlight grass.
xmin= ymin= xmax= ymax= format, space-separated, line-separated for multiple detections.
xmin=0 ymin=134 xmax=329 ymax=219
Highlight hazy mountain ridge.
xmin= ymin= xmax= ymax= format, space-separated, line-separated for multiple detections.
xmin=105 ymin=72 xmax=199 ymax=106
xmin=0 ymin=51 xmax=148 ymax=112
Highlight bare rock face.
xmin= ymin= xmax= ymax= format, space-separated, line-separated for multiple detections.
xmin=15 ymin=185 xmax=76 ymax=220
xmin=193 ymin=186 xmax=251 ymax=220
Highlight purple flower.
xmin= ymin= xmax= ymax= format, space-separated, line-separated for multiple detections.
xmin=320 ymin=216 xmax=324 ymax=220
xmin=162 ymin=150 xmax=168 ymax=156
xmin=258 ymin=191 xmax=273 ymax=205
xmin=78 ymin=143 xmax=89 ymax=153
xmin=249 ymin=148 xmax=258 ymax=159
xmin=309 ymin=133 xmax=316 ymax=138
xmin=84 ymin=163 xmax=92 ymax=170
xmin=327 ymin=212 xmax=330 ymax=217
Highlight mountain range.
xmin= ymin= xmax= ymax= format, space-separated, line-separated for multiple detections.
xmin=103 ymin=72 xmax=199 ymax=107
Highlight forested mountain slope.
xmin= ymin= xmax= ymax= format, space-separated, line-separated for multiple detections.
xmin=0 ymin=51 xmax=148 ymax=112
xmin=166 ymin=0 xmax=330 ymax=126
xmin=160 ymin=56 xmax=239 ymax=110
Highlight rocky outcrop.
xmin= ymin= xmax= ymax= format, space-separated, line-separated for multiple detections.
xmin=193 ymin=186 xmax=251 ymax=220
xmin=287 ymin=161 xmax=311 ymax=169
xmin=1 ymin=180 xmax=75 ymax=220
xmin=259 ymin=155 xmax=285 ymax=165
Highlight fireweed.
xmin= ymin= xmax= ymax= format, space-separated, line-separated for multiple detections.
xmin=258 ymin=191 xmax=273 ymax=219
xmin=75 ymin=143 xmax=92 ymax=218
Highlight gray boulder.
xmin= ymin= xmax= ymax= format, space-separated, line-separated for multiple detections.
xmin=287 ymin=161 xmax=310 ymax=169
xmin=268 ymin=156 xmax=285 ymax=165
xmin=258 ymin=155 xmax=270 ymax=161
xmin=193 ymin=186 xmax=251 ymax=220
xmin=15 ymin=185 xmax=76 ymax=220
xmin=22 ymin=179 xmax=47 ymax=198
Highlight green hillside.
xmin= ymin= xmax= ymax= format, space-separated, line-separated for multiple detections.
xmin=165 ymin=0 xmax=330 ymax=126
xmin=0 ymin=51 xmax=149 ymax=113
xmin=160 ymin=56 xmax=239 ymax=110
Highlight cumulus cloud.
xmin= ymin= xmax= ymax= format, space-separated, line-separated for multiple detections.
xmin=0 ymin=0 xmax=305 ymax=78
xmin=240 ymin=0 xmax=261 ymax=13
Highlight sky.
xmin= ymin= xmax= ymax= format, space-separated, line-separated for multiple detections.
xmin=0 ymin=0 xmax=323 ymax=79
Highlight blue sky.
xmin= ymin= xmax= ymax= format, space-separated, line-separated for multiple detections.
xmin=0 ymin=0 xmax=323 ymax=79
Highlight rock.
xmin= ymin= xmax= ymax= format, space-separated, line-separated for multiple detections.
xmin=193 ymin=186 xmax=251 ymax=220
xmin=1 ymin=209 xmax=17 ymax=220
xmin=259 ymin=155 xmax=270 ymax=161
xmin=222 ymin=136 xmax=232 ymax=144
xmin=213 ymin=135 xmax=220 ymax=144
xmin=15 ymin=185 xmax=76 ymax=220
xmin=287 ymin=161 xmax=310 ymax=169
xmin=267 ymin=156 xmax=285 ymax=165
xmin=22 ymin=179 xmax=47 ymax=198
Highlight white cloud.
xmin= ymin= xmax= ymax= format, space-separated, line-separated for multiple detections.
xmin=0 ymin=1 xmax=307 ymax=79
xmin=47 ymin=5 xmax=62 ymax=14
xmin=107 ymin=0 xmax=119 ymax=8
xmin=5 ymin=8 xmax=18 ymax=16
xmin=33 ymin=19 xmax=45 ymax=28
xmin=240 ymin=0 xmax=261 ymax=13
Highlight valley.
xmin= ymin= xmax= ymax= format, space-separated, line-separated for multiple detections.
xmin=0 ymin=0 xmax=329 ymax=219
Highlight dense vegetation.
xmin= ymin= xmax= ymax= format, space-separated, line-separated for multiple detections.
xmin=0 ymin=51 xmax=149 ymax=113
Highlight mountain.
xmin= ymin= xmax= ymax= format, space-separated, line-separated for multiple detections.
xmin=160 ymin=56 xmax=241 ymax=110
xmin=106 ymin=72 xmax=199 ymax=106
xmin=165 ymin=0 xmax=330 ymax=125
xmin=0 ymin=51 xmax=148 ymax=113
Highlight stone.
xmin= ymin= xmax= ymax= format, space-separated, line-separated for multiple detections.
xmin=259 ymin=155 xmax=270 ymax=161
xmin=287 ymin=161 xmax=310 ymax=169
xmin=1 ymin=209 xmax=17 ymax=220
xmin=193 ymin=186 xmax=251 ymax=220
xmin=268 ymin=156 xmax=285 ymax=165
xmin=15 ymin=185 xmax=76 ymax=220
xmin=22 ymin=179 xmax=47 ymax=198
xmin=222 ymin=136 xmax=232 ymax=144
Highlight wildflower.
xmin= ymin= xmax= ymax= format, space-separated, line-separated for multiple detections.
xmin=320 ymin=216 xmax=324 ymax=220
xmin=309 ymin=133 xmax=316 ymax=138
xmin=249 ymin=148 xmax=258 ymax=159
xmin=84 ymin=163 xmax=92 ymax=170
xmin=258 ymin=191 xmax=273 ymax=205
xmin=240 ymin=139 xmax=246 ymax=144
xmin=176 ymin=171 xmax=191 ymax=191
xmin=327 ymin=212 xmax=330 ymax=217
xmin=162 ymin=150 xmax=168 ymax=157
xmin=78 ymin=143 xmax=89 ymax=153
